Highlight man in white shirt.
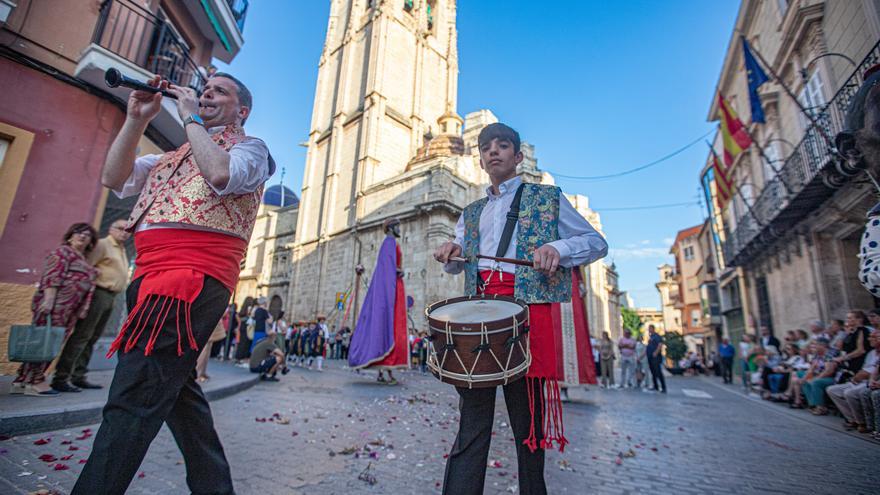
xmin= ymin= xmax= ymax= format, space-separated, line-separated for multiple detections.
xmin=434 ymin=123 xmax=607 ymax=495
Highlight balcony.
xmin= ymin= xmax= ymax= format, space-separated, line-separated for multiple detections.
xmin=723 ymin=39 xmax=880 ymax=266
xmin=75 ymin=0 xmax=210 ymax=147
xmin=182 ymin=0 xmax=246 ymax=62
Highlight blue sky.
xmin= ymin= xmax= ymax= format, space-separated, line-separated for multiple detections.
xmin=216 ymin=0 xmax=740 ymax=308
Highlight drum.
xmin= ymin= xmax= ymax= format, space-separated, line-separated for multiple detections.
xmin=425 ymin=295 xmax=530 ymax=388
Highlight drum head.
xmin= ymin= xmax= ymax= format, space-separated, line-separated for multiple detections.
xmin=428 ymin=299 xmax=523 ymax=324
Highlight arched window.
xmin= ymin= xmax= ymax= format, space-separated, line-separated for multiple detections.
xmin=427 ymin=0 xmax=436 ymax=31
xmin=404 ymin=0 xmax=413 ymax=13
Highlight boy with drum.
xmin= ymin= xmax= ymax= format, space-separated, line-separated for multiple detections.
xmin=433 ymin=123 xmax=607 ymax=495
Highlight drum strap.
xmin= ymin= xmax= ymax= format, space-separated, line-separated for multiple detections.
xmin=478 ymin=183 xmax=526 ymax=289
xmin=495 ymin=183 xmax=525 ymax=258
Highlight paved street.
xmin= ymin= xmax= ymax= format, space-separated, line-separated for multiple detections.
xmin=0 ymin=361 xmax=877 ymax=495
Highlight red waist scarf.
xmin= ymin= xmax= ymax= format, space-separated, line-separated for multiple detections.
xmin=479 ymin=270 xmax=568 ymax=453
xmin=108 ymin=228 xmax=246 ymax=357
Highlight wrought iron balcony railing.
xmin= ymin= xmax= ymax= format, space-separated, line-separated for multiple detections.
xmin=723 ymin=39 xmax=880 ymax=266
xmin=92 ymin=0 xmax=206 ymax=94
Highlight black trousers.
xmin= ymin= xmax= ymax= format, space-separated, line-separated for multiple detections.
xmin=443 ymin=378 xmax=546 ymax=495
xmin=73 ymin=276 xmax=233 ymax=495
xmin=648 ymin=356 xmax=666 ymax=392
xmin=721 ymin=357 xmax=734 ymax=384
xmin=53 ymin=287 xmax=117 ymax=385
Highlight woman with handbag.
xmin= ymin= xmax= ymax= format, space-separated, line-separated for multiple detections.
xmin=12 ymin=223 xmax=98 ymax=396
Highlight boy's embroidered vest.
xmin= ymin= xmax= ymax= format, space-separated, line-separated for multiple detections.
xmin=125 ymin=124 xmax=262 ymax=240
xmin=462 ymin=183 xmax=571 ymax=304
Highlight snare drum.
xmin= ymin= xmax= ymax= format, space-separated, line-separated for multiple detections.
xmin=425 ymin=295 xmax=530 ymax=388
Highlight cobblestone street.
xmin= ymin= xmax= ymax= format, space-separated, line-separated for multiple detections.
xmin=1 ymin=361 xmax=876 ymax=495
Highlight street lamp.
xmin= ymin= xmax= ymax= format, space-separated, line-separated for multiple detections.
xmin=800 ymin=52 xmax=858 ymax=81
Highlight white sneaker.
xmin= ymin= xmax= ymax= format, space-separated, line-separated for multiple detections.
xmin=9 ymin=382 xmax=25 ymax=394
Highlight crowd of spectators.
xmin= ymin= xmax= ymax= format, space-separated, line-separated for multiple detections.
xmin=737 ymin=310 xmax=879 ymax=440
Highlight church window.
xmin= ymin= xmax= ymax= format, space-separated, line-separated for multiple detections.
xmin=404 ymin=0 xmax=413 ymax=13
xmin=427 ymin=0 xmax=435 ymax=31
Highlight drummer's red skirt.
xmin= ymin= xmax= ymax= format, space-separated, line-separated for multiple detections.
xmin=479 ymin=270 xmax=568 ymax=452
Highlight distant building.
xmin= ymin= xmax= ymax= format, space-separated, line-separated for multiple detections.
xmin=236 ymin=185 xmax=300 ymax=319
xmin=635 ymin=307 xmax=665 ymax=335
xmin=670 ymin=225 xmax=705 ymax=353
xmin=656 ymin=264 xmax=682 ymax=336
xmin=606 ymin=263 xmax=623 ymax=341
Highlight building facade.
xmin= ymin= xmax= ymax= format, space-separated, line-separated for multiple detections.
xmin=656 ymin=263 xmax=682 ymax=336
xmin=670 ymin=225 xmax=705 ymax=352
xmin=284 ymin=0 xmax=617 ymax=337
xmin=701 ymin=0 xmax=880 ymax=351
xmin=0 ymin=0 xmax=247 ymax=373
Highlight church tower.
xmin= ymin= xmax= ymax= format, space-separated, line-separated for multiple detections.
xmin=289 ymin=0 xmax=474 ymax=321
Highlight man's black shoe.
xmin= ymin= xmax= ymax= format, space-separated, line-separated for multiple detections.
xmin=72 ymin=380 xmax=103 ymax=390
xmin=260 ymin=375 xmax=280 ymax=382
xmin=51 ymin=382 xmax=82 ymax=393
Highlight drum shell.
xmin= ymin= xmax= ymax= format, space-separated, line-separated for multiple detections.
xmin=426 ymin=295 xmax=529 ymax=388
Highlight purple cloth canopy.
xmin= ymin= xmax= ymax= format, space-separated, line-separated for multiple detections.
xmin=348 ymin=235 xmax=397 ymax=369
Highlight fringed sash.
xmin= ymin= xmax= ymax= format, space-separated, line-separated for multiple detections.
xmin=108 ymin=228 xmax=246 ymax=358
xmin=479 ymin=270 xmax=568 ymax=452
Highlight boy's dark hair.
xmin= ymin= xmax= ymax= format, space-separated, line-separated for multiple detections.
xmin=477 ymin=122 xmax=521 ymax=153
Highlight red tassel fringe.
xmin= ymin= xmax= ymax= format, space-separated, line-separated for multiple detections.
xmin=523 ymin=377 xmax=569 ymax=453
xmin=107 ymin=295 xmax=197 ymax=358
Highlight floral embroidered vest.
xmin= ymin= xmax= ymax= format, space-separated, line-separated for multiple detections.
xmin=125 ymin=124 xmax=262 ymax=240
xmin=462 ymin=183 xmax=572 ymax=304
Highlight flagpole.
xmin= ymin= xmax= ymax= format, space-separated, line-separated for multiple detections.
xmin=706 ymin=140 xmax=763 ymax=228
xmin=743 ymin=36 xmax=835 ymax=148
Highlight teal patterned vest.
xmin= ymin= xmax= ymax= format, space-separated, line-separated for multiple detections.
xmin=462 ymin=183 xmax=572 ymax=304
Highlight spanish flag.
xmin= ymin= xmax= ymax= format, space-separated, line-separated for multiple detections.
xmin=710 ymin=145 xmax=733 ymax=210
xmin=717 ymin=92 xmax=753 ymax=168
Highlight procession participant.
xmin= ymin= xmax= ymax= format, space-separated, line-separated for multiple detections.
xmin=74 ymin=72 xmax=272 ymax=495
xmin=52 ymin=219 xmax=130 ymax=393
xmin=348 ymin=218 xmax=409 ymax=385
xmin=434 ymin=123 xmax=607 ymax=495
xmin=308 ymin=318 xmax=328 ymax=371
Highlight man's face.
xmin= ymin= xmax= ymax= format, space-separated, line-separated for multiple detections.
xmin=870 ymin=331 xmax=880 ymax=349
xmin=869 ymin=313 xmax=880 ymax=327
xmin=199 ymin=77 xmax=248 ymax=127
xmin=479 ymin=138 xmax=522 ymax=183
xmin=109 ymin=221 xmax=130 ymax=243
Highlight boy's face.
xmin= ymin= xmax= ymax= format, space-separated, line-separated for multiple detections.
xmin=479 ymin=137 xmax=523 ymax=182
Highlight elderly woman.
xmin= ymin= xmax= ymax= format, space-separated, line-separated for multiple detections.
xmin=12 ymin=223 xmax=97 ymax=396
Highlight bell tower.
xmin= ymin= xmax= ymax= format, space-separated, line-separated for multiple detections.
xmin=290 ymin=0 xmax=460 ymax=318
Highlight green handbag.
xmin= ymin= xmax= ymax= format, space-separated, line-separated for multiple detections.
xmin=8 ymin=314 xmax=66 ymax=363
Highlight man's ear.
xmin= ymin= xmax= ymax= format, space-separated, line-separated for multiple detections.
xmin=514 ymin=151 xmax=524 ymax=165
xmin=239 ymin=106 xmax=251 ymax=123
xmin=479 ymin=157 xmax=486 ymax=171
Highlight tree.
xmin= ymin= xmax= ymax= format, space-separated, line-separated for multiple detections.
xmin=621 ymin=307 xmax=643 ymax=340
xmin=664 ymin=331 xmax=687 ymax=365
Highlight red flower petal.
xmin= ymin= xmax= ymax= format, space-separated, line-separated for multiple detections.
xmin=54 ymin=463 xmax=70 ymax=471
xmin=60 ymin=440 xmax=72 ymax=445
xmin=138 ymin=472 xmax=146 ymax=478
xmin=38 ymin=454 xmax=57 ymax=462
xmin=69 ymin=446 xmax=80 ymax=451
xmin=34 ymin=438 xmax=51 ymax=445
xmin=78 ymin=459 xmax=88 ymax=464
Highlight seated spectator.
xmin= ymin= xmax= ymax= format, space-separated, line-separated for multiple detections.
xmin=798 ymin=338 xmax=839 ymax=415
xmin=249 ymin=336 xmax=288 ymax=382
xmin=784 ymin=342 xmax=813 ymax=408
xmin=868 ymin=309 xmax=880 ymax=332
xmin=834 ymin=310 xmax=871 ymax=383
xmin=827 ymin=329 xmax=879 ymax=433
xmin=795 ymin=329 xmax=810 ymax=349
xmin=808 ymin=320 xmax=828 ymax=341
xmin=827 ymin=319 xmax=846 ymax=351
xmin=763 ymin=344 xmax=805 ymax=401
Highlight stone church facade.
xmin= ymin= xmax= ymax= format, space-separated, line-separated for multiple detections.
xmin=243 ymin=0 xmax=613 ymax=336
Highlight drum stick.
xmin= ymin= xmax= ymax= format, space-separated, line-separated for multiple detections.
xmin=447 ymin=255 xmax=534 ymax=267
